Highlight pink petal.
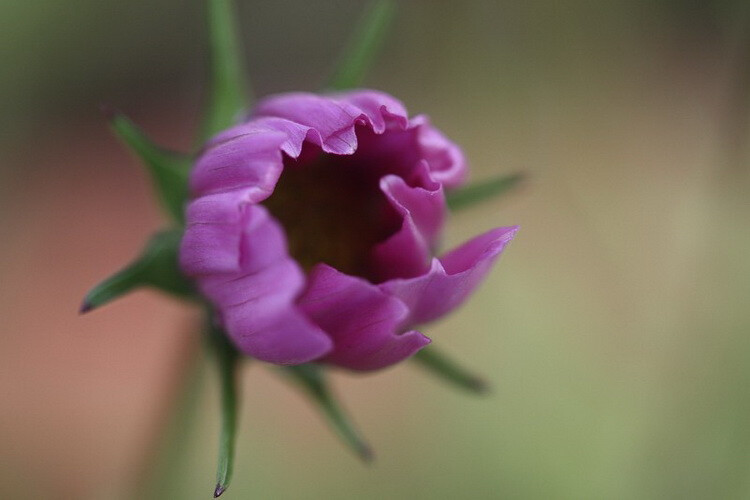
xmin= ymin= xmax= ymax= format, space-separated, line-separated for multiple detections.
xmin=179 ymin=195 xmax=244 ymax=275
xmin=252 ymin=93 xmax=363 ymax=154
xmin=184 ymin=204 xmax=332 ymax=364
xmin=189 ymin=127 xmax=287 ymax=197
xmin=330 ymin=90 xmax=409 ymax=133
xmin=254 ymin=90 xmax=408 ymax=132
xmin=371 ymin=162 xmax=446 ymax=281
xmin=299 ymin=264 xmax=430 ymax=371
xmin=411 ymin=115 xmax=468 ymax=189
xmin=380 ymin=226 xmax=519 ymax=326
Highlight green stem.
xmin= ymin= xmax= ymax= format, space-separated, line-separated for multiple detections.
xmin=201 ymin=0 xmax=250 ymax=141
xmin=327 ymin=0 xmax=397 ymax=90
xmin=208 ymin=321 xmax=240 ymax=498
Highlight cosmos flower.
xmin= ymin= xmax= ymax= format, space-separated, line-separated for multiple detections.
xmin=179 ymin=90 xmax=518 ymax=371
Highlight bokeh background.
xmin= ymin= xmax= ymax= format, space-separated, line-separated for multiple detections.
xmin=2 ymin=1 xmax=750 ymax=498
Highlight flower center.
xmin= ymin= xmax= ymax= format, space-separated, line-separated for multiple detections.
xmin=263 ymin=137 xmax=400 ymax=280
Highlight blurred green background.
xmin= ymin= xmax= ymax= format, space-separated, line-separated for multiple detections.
xmin=2 ymin=1 xmax=750 ymax=498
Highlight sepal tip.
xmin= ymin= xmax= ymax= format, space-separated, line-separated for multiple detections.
xmin=213 ymin=483 xmax=226 ymax=498
xmin=466 ymin=377 xmax=490 ymax=395
xmin=98 ymin=103 xmax=116 ymax=121
xmin=78 ymin=229 xmax=194 ymax=313
xmin=446 ymin=171 xmax=526 ymax=211
xmin=358 ymin=443 xmax=375 ymax=463
xmin=413 ymin=347 xmax=491 ymax=395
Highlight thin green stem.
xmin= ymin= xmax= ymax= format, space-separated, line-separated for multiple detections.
xmin=201 ymin=0 xmax=250 ymax=141
xmin=327 ymin=0 xmax=397 ymax=90
xmin=208 ymin=321 xmax=240 ymax=498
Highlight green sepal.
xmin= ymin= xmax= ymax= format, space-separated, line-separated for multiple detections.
xmin=327 ymin=0 xmax=397 ymax=90
xmin=80 ymin=229 xmax=194 ymax=313
xmin=206 ymin=320 xmax=240 ymax=498
xmin=446 ymin=172 xmax=525 ymax=212
xmin=412 ymin=347 xmax=488 ymax=394
xmin=281 ymin=364 xmax=373 ymax=461
xmin=106 ymin=109 xmax=191 ymax=224
xmin=200 ymin=0 xmax=250 ymax=142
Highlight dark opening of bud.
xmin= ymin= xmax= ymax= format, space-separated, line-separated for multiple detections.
xmin=263 ymin=126 xmax=404 ymax=281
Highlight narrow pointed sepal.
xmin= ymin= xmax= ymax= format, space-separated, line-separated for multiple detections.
xmin=213 ymin=483 xmax=226 ymax=498
xmin=105 ymin=108 xmax=191 ymax=223
xmin=208 ymin=321 xmax=241 ymax=499
xmin=80 ymin=229 xmax=194 ymax=313
xmin=201 ymin=0 xmax=250 ymax=141
xmin=327 ymin=0 xmax=397 ymax=90
xmin=412 ymin=347 xmax=489 ymax=394
xmin=446 ymin=172 xmax=525 ymax=211
xmin=281 ymin=364 xmax=373 ymax=462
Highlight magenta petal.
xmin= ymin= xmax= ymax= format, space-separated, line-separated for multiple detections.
xmin=411 ymin=115 xmax=468 ymax=189
xmin=299 ymin=265 xmax=431 ymax=371
xmin=371 ymin=163 xmax=446 ymax=280
xmin=251 ymin=91 xmax=410 ymax=155
xmin=331 ymin=90 xmax=409 ymax=133
xmin=380 ymin=226 xmax=519 ymax=326
xmin=252 ymin=93 xmax=362 ymax=154
xmin=189 ymin=127 xmax=287 ymax=197
xmin=186 ymin=204 xmax=332 ymax=364
xmin=180 ymin=195 xmax=244 ymax=275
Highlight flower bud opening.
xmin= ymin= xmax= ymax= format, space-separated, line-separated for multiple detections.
xmin=263 ymin=124 xmax=417 ymax=282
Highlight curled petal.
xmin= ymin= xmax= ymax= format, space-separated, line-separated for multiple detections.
xmin=254 ymin=90 xmax=408 ymax=134
xmin=299 ymin=264 xmax=430 ymax=371
xmin=330 ymin=90 xmax=409 ymax=133
xmin=191 ymin=90 xmax=410 ymax=198
xmin=192 ymin=90 xmax=465 ymax=209
xmin=411 ymin=115 xmax=467 ymax=189
xmin=371 ymin=162 xmax=446 ymax=281
xmin=252 ymin=93 xmax=362 ymax=154
xmin=380 ymin=226 xmax=519 ymax=326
